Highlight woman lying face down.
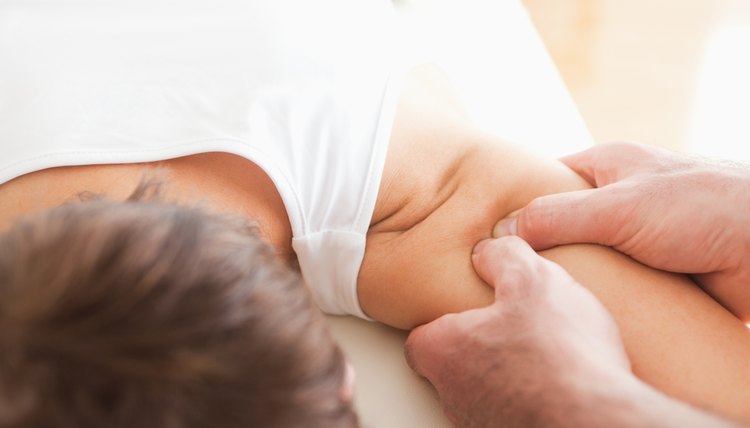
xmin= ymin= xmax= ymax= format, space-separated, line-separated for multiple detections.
xmin=0 ymin=182 xmax=357 ymax=428
xmin=2 ymin=0 xmax=749 ymax=423
xmin=2 ymin=64 xmax=750 ymax=426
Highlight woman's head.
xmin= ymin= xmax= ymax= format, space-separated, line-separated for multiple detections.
xmin=0 ymin=182 xmax=357 ymax=427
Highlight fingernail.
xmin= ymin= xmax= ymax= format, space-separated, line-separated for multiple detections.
xmin=473 ymin=238 xmax=492 ymax=255
xmin=493 ymin=218 xmax=517 ymax=238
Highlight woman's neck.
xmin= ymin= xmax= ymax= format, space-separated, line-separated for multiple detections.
xmin=0 ymin=153 xmax=295 ymax=262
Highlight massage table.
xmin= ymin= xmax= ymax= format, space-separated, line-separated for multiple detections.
xmin=327 ymin=1 xmax=593 ymax=426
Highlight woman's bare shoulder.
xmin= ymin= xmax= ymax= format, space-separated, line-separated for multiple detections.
xmin=361 ymin=130 xmax=589 ymax=327
xmin=362 ymin=64 xmax=591 ymax=327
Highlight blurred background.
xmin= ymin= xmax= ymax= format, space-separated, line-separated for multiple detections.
xmin=395 ymin=0 xmax=750 ymax=159
xmin=524 ymin=0 xmax=750 ymax=158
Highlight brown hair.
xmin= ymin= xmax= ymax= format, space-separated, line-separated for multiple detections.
xmin=0 ymin=182 xmax=357 ymax=428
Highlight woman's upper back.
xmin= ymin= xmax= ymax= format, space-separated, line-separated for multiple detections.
xmin=0 ymin=0 xmax=408 ymax=318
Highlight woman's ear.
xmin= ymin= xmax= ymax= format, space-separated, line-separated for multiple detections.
xmin=339 ymin=362 xmax=356 ymax=402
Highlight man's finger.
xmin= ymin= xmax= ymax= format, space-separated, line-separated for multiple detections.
xmin=494 ymin=188 xmax=618 ymax=251
xmin=472 ymin=236 xmax=541 ymax=301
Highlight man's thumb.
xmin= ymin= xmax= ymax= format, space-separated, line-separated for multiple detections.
xmin=494 ymin=188 xmax=615 ymax=250
xmin=404 ymin=321 xmax=448 ymax=381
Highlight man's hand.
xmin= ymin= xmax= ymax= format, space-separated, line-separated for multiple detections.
xmin=404 ymin=236 xmax=629 ymax=427
xmin=494 ymin=142 xmax=750 ymax=320
xmin=404 ymin=236 xmax=743 ymax=428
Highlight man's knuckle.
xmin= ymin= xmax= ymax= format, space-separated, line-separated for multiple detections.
xmin=523 ymin=198 xmax=547 ymax=229
xmin=499 ymin=262 xmax=538 ymax=297
xmin=500 ymin=237 xmax=536 ymax=264
xmin=484 ymin=236 xmax=520 ymax=261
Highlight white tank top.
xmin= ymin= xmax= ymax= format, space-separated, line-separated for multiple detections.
xmin=0 ymin=0 xmax=407 ymax=319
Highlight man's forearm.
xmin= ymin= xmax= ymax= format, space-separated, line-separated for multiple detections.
xmin=536 ymin=370 xmax=742 ymax=428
